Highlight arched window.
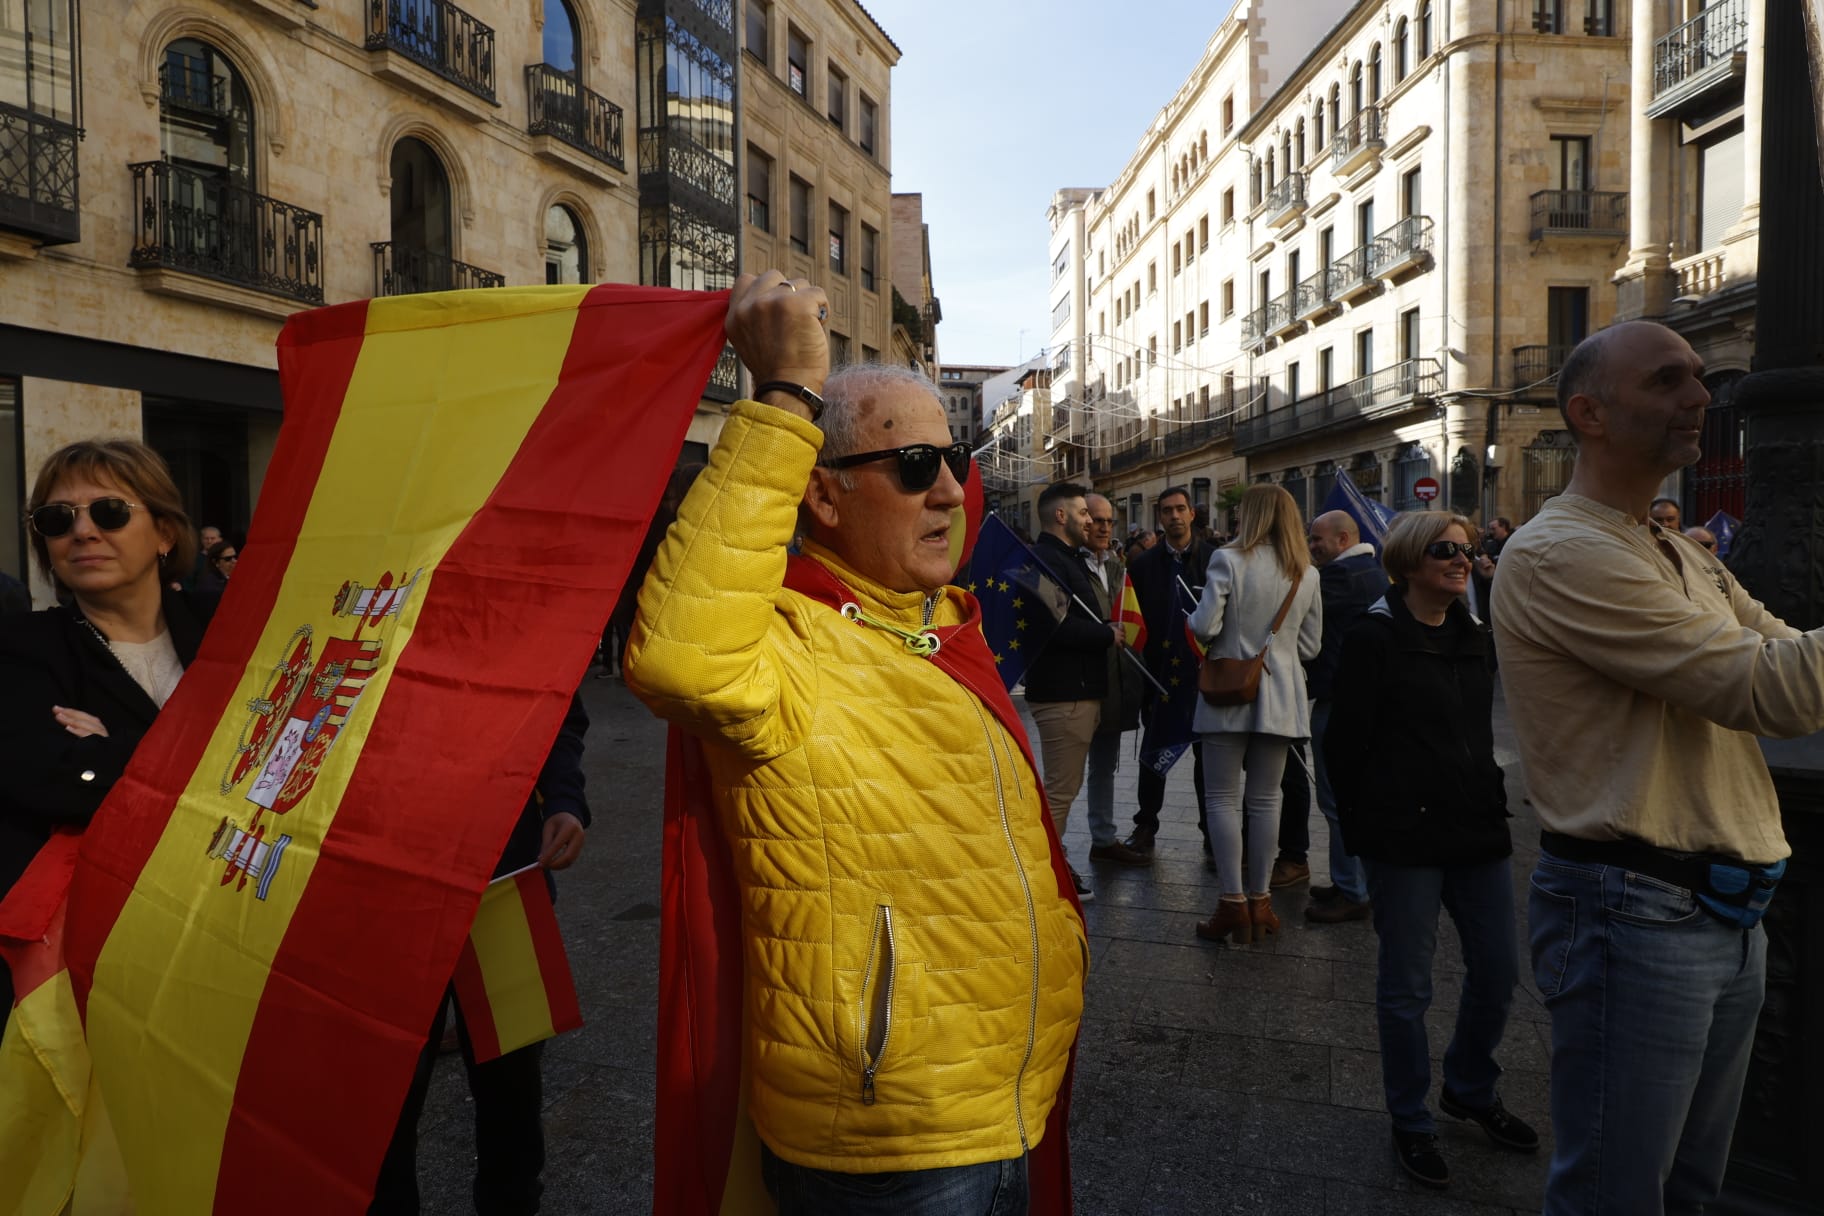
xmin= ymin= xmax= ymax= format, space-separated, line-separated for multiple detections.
xmin=1395 ymin=18 xmax=1410 ymax=80
xmin=1280 ymin=131 xmax=1292 ymax=173
xmin=1265 ymin=148 xmax=1275 ymax=191
xmin=1295 ymin=118 xmax=1306 ymax=166
xmin=159 ymin=38 xmax=256 ymax=189
xmin=545 ymin=204 xmax=589 ymax=283
xmin=389 ymin=136 xmax=454 ymax=290
xmin=1350 ymin=62 xmax=1364 ymax=115
xmin=1200 ymin=131 xmax=1208 ymax=160
xmin=543 ymin=0 xmax=581 ymax=74
xmin=1369 ymin=44 xmax=1382 ymax=102
xmin=1314 ymin=100 xmax=1326 ymax=150
xmin=1418 ymin=1 xmax=1432 ymax=58
xmin=1250 ymin=160 xmax=1262 ymax=207
xmin=1328 ymin=84 xmax=1341 ymax=135
xmin=1172 ymin=165 xmax=1180 ymax=192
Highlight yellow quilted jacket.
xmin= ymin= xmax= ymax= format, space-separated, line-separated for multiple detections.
xmin=626 ymin=401 xmax=1086 ymax=1173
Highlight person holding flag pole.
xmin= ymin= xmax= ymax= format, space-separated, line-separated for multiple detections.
xmin=1082 ymin=494 xmax=1151 ymax=869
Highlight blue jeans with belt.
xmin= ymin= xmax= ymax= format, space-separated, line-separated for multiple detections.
xmin=1362 ymin=855 xmax=1519 ymax=1134
xmin=1529 ymin=853 xmax=1766 ymax=1215
xmin=759 ymin=1146 xmax=1028 ymax=1216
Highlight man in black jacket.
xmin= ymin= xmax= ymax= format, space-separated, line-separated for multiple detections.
xmin=1024 ymin=480 xmax=1116 ymax=901
xmin=1299 ymin=510 xmax=1390 ymax=923
xmin=1122 ymin=487 xmax=1215 ymax=857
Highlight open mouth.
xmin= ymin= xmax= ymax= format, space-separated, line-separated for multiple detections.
xmin=921 ymin=524 xmax=950 ymax=544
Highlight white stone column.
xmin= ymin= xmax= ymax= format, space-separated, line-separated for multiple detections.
xmin=1618 ymin=0 xmax=1674 ymax=317
xmin=1721 ymin=0 xmax=1765 ymax=278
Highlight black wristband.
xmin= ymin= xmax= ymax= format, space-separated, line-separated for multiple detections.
xmin=754 ymin=380 xmax=826 ymax=422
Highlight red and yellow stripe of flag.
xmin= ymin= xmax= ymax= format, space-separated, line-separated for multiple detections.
xmin=58 ymin=285 xmax=729 ymax=1214
xmin=451 ymin=866 xmax=582 ymax=1063
xmin=1117 ymin=572 xmax=1148 ymax=650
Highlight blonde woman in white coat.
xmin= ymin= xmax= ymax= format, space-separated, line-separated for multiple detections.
xmin=1188 ymin=484 xmax=1323 ymax=945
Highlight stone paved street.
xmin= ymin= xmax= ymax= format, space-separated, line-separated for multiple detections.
xmin=418 ymin=674 xmax=1551 ymax=1214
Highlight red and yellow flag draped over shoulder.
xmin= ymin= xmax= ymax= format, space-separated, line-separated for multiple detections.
xmin=51 ymin=284 xmax=727 ymax=1214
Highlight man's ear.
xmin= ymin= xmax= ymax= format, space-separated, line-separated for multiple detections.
xmin=1564 ymin=392 xmax=1602 ymax=441
xmin=803 ymin=467 xmax=841 ymax=530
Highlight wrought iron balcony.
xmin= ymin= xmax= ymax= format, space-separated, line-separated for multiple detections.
xmin=1332 ymin=107 xmax=1383 ymax=176
xmin=129 ymin=162 xmax=323 ymax=305
xmin=1649 ymin=0 xmax=1747 ymax=116
xmin=1295 ymin=265 xmax=1344 ymax=321
xmin=366 ymin=0 xmax=497 ymax=103
xmin=1234 ymin=358 xmax=1440 ymax=454
xmin=1240 ymin=304 xmax=1271 ymax=348
xmin=1513 ymin=344 xmax=1575 ymax=393
xmin=1328 ymin=243 xmax=1376 ymax=302
xmin=1109 ymin=438 xmax=1157 ymax=472
xmin=526 ymin=64 xmax=624 ymax=170
xmin=1265 ymin=286 xmax=1301 ymax=337
xmin=371 ymin=241 xmax=504 ymax=295
xmin=1261 ymin=172 xmax=1306 ymax=228
xmin=1161 ymin=413 xmax=1232 ymax=456
xmin=1529 ymin=190 xmax=1627 ymax=239
xmin=1367 ymin=215 xmax=1435 ymax=278
xmin=0 ymin=102 xmax=81 ymax=246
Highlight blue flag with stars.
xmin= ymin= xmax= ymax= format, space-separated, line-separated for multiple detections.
xmin=1138 ymin=553 xmax=1204 ymax=777
xmin=966 ymin=515 xmax=1066 ymax=692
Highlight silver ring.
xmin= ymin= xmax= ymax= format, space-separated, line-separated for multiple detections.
xmin=785 ymin=281 xmax=798 ymax=292
xmin=818 ymin=304 xmax=829 ymax=322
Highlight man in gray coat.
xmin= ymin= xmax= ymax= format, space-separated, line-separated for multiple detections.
xmin=1082 ymin=494 xmax=1147 ymax=867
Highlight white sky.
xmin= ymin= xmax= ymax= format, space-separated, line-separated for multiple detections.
xmin=862 ymin=0 xmax=1244 ymax=366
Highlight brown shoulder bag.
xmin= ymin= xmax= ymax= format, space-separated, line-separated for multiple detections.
xmin=1197 ymin=577 xmax=1300 ymax=707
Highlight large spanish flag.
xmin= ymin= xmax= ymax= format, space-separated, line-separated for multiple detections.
xmin=59 ymin=284 xmax=728 ymax=1213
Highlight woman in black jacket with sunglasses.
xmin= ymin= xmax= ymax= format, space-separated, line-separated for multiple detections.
xmin=1324 ymin=510 xmax=1537 ymax=1193
xmin=0 ymin=440 xmax=213 ymax=1018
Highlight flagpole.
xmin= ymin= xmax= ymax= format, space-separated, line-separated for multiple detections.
xmin=1022 ymin=537 xmax=1173 ymax=699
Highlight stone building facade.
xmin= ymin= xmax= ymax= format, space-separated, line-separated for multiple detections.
xmin=1 ymin=0 xmax=639 ymax=601
xmin=938 ymin=362 xmax=1009 ymax=445
xmin=738 ymin=0 xmax=897 ymax=374
xmin=1613 ymin=0 xmax=1759 ymax=527
xmin=1051 ymin=0 xmax=1638 ymax=536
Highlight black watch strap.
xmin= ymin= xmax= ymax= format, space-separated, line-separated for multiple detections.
xmin=753 ymin=380 xmax=825 ymax=422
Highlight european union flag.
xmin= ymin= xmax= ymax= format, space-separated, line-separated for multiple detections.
xmin=965 ymin=515 xmax=1065 ymax=691
xmin=1138 ymin=567 xmax=1201 ymax=777
xmin=1319 ymin=468 xmax=1398 ymax=556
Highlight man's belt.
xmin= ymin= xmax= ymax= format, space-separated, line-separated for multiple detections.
xmin=1539 ymin=830 xmax=1785 ymax=929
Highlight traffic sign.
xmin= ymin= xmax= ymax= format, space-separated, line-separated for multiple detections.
xmin=1413 ymin=477 xmax=1441 ymax=503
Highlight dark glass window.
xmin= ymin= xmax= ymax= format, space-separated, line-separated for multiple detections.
xmin=827 ymin=63 xmax=846 ymax=129
xmin=787 ymin=27 xmax=808 ymax=97
xmin=828 ymin=200 xmax=847 ymax=273
xmin=859 ymin=94 xmax=877 ymax=156
xmin=861 ymin=223 xmax=877 ymax=290
xmin=789 ymin=174 xmax=810 ymax=253
xmin=747 ymin=145 xmax=772 ymax=230
xmin=543 ymin=0 xmax=580 ymax=73
xmin=744 ymin=0 xmax=767 ymax=61
xmin=390 ymin=136 xmax=452 ymax=256
xmin=545 ymin=204 xmax=589 ymax=283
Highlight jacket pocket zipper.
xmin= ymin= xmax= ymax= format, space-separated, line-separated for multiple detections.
xmin=858 ymin=903 xmax=896 ymax=1105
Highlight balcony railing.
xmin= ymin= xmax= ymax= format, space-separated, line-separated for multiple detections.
xmin=1332 ymin=107 xmax=1383 ymax=175
xmin=1234 ymin=358 xmax=1440 ymax=453
xmin=1329 ymin=243 xmax=1373 ymax=299
xmin=1240 ymin=304 xmax=1271 ymax=347
xmin=1265 ymin=286 xmax=1300 ymax=336
xmin=1295 ymin=264 xmax=1345 ymax=320
xmin=371 ymin=241 xmax=504 ymax=295
xmin=1529 ymin=189 xmax=1628 ymax=238
xmin=1512 ymin=344 xmax=1575 ymax=391
xmin=129 ymin=162 xmax=323 ymax=305
xmin=1161 ymin=413 xmax=1233 ymax=456
xmin=366 ymin=0 xmax=497 ymax=103
xmin=0 ymin=102 xmax=81 ymax=245
xmin=159 ymin=61 xmax=230 ymax=117
xmin=1262 ymin=172 xmax=1306 ymax=225
xmin=1109 ymin=438 xmax=1156 ymax=472
xmin=1367 ymin=215 xmax=1435 ymax=277
xmin=1652 ymin=0 xmax=1747 ymax=104
xmin=526 ymin=64 xmax=624 ymax=170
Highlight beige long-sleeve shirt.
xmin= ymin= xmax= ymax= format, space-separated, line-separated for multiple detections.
xmin=1493 ymin=493 xmax=1824 ymax=863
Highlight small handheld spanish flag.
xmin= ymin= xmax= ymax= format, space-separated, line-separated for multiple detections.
xmin=450 ymin=865 xmax=584 ymax=1063
xmin=1117 ymin=572 xmax=1148 ymax=650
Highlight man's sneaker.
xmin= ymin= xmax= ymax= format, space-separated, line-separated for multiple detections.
xmin=1439 ymin=1092 xmax=1540 ymax=1153
xmin=1309 ymin=883 xmax=1343 ymax=903
xmin=1269 ymin=858 xmax=1311 ymax=889
xmin=1070 ymin=868 xmax=1095 ymax=903
xmin=1122 ymin=832 xmax=1155 ymax=856
xmin=1392 ymin=1128 xmax=1450 ymax=1189
xmin=1305 ymin=896 xmax=1372 ymax=924
xmin=1089 ymin=839 xmax=1153 ymax=867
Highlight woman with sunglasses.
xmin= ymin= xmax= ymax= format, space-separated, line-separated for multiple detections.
xmin=201 ymin=539 xmax=238 ymax=594
xmin=1188 ymin=484 xmax=1322 ymax=946
xmin=1323 ymin=511 xmax=1536 ymax=1190
xmin=0 ymin=440 xmax=212 ymax=1015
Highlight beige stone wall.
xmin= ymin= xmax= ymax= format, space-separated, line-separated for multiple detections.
xmin=3 ymin=0 xmax=641 ymax=550
xmin=739 ymin=0 xmax=897 ymax=365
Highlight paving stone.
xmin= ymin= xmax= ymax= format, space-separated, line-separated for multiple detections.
xmin=1074 ymin=1015 xmax=1195 ymax=1087
xmin=1323 ymin=1176 xmax=1527 ymax=1214
xmin=1181 ymin=1031 xmax=1330 ymax=1102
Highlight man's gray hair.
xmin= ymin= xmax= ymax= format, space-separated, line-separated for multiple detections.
xmin=815 ymin=362 xmax=945 ymax=489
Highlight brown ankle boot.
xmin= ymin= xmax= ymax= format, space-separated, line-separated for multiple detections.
xmin=1248 ymin=895 xmax=1280 ymax=939
xmin=1196 ymin=898 xmax=1253 ymax=945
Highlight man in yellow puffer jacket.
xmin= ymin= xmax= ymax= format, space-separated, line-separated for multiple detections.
xmin=626 ymin=272 xmax=1086 ymax=1215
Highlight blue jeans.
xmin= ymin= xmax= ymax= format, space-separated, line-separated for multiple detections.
xmin=1362 ymin=856 xmax=1519 ymax=1134
xmin=1085 ymin=728 xmax=1122 ymax=846
xmin=1311 ymin=700 xmax=1367 ymax=903
xmin=759 ymin=1145 xmax=1028 ymax=1216
xmin=1529 ymin=853 xmax=1766 ymax=1215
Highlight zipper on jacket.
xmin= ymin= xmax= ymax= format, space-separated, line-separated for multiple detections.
xmin=858 ymin=903 xmax=896 ymax=1106
xmin=972 ymin=698 xmax=1039 ymax=1150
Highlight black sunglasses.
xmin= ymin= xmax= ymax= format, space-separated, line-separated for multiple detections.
xmin=29 ymin=497 xmax=140 ymax=537
xmin=1424 ymin=540 xmax=1481 ymax=561
xmin=822 ymin=443 xmax=972 ymax=493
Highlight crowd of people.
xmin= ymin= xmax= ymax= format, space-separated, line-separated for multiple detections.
xmin=3 ymin=272 xmax=1816 ymax=1216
